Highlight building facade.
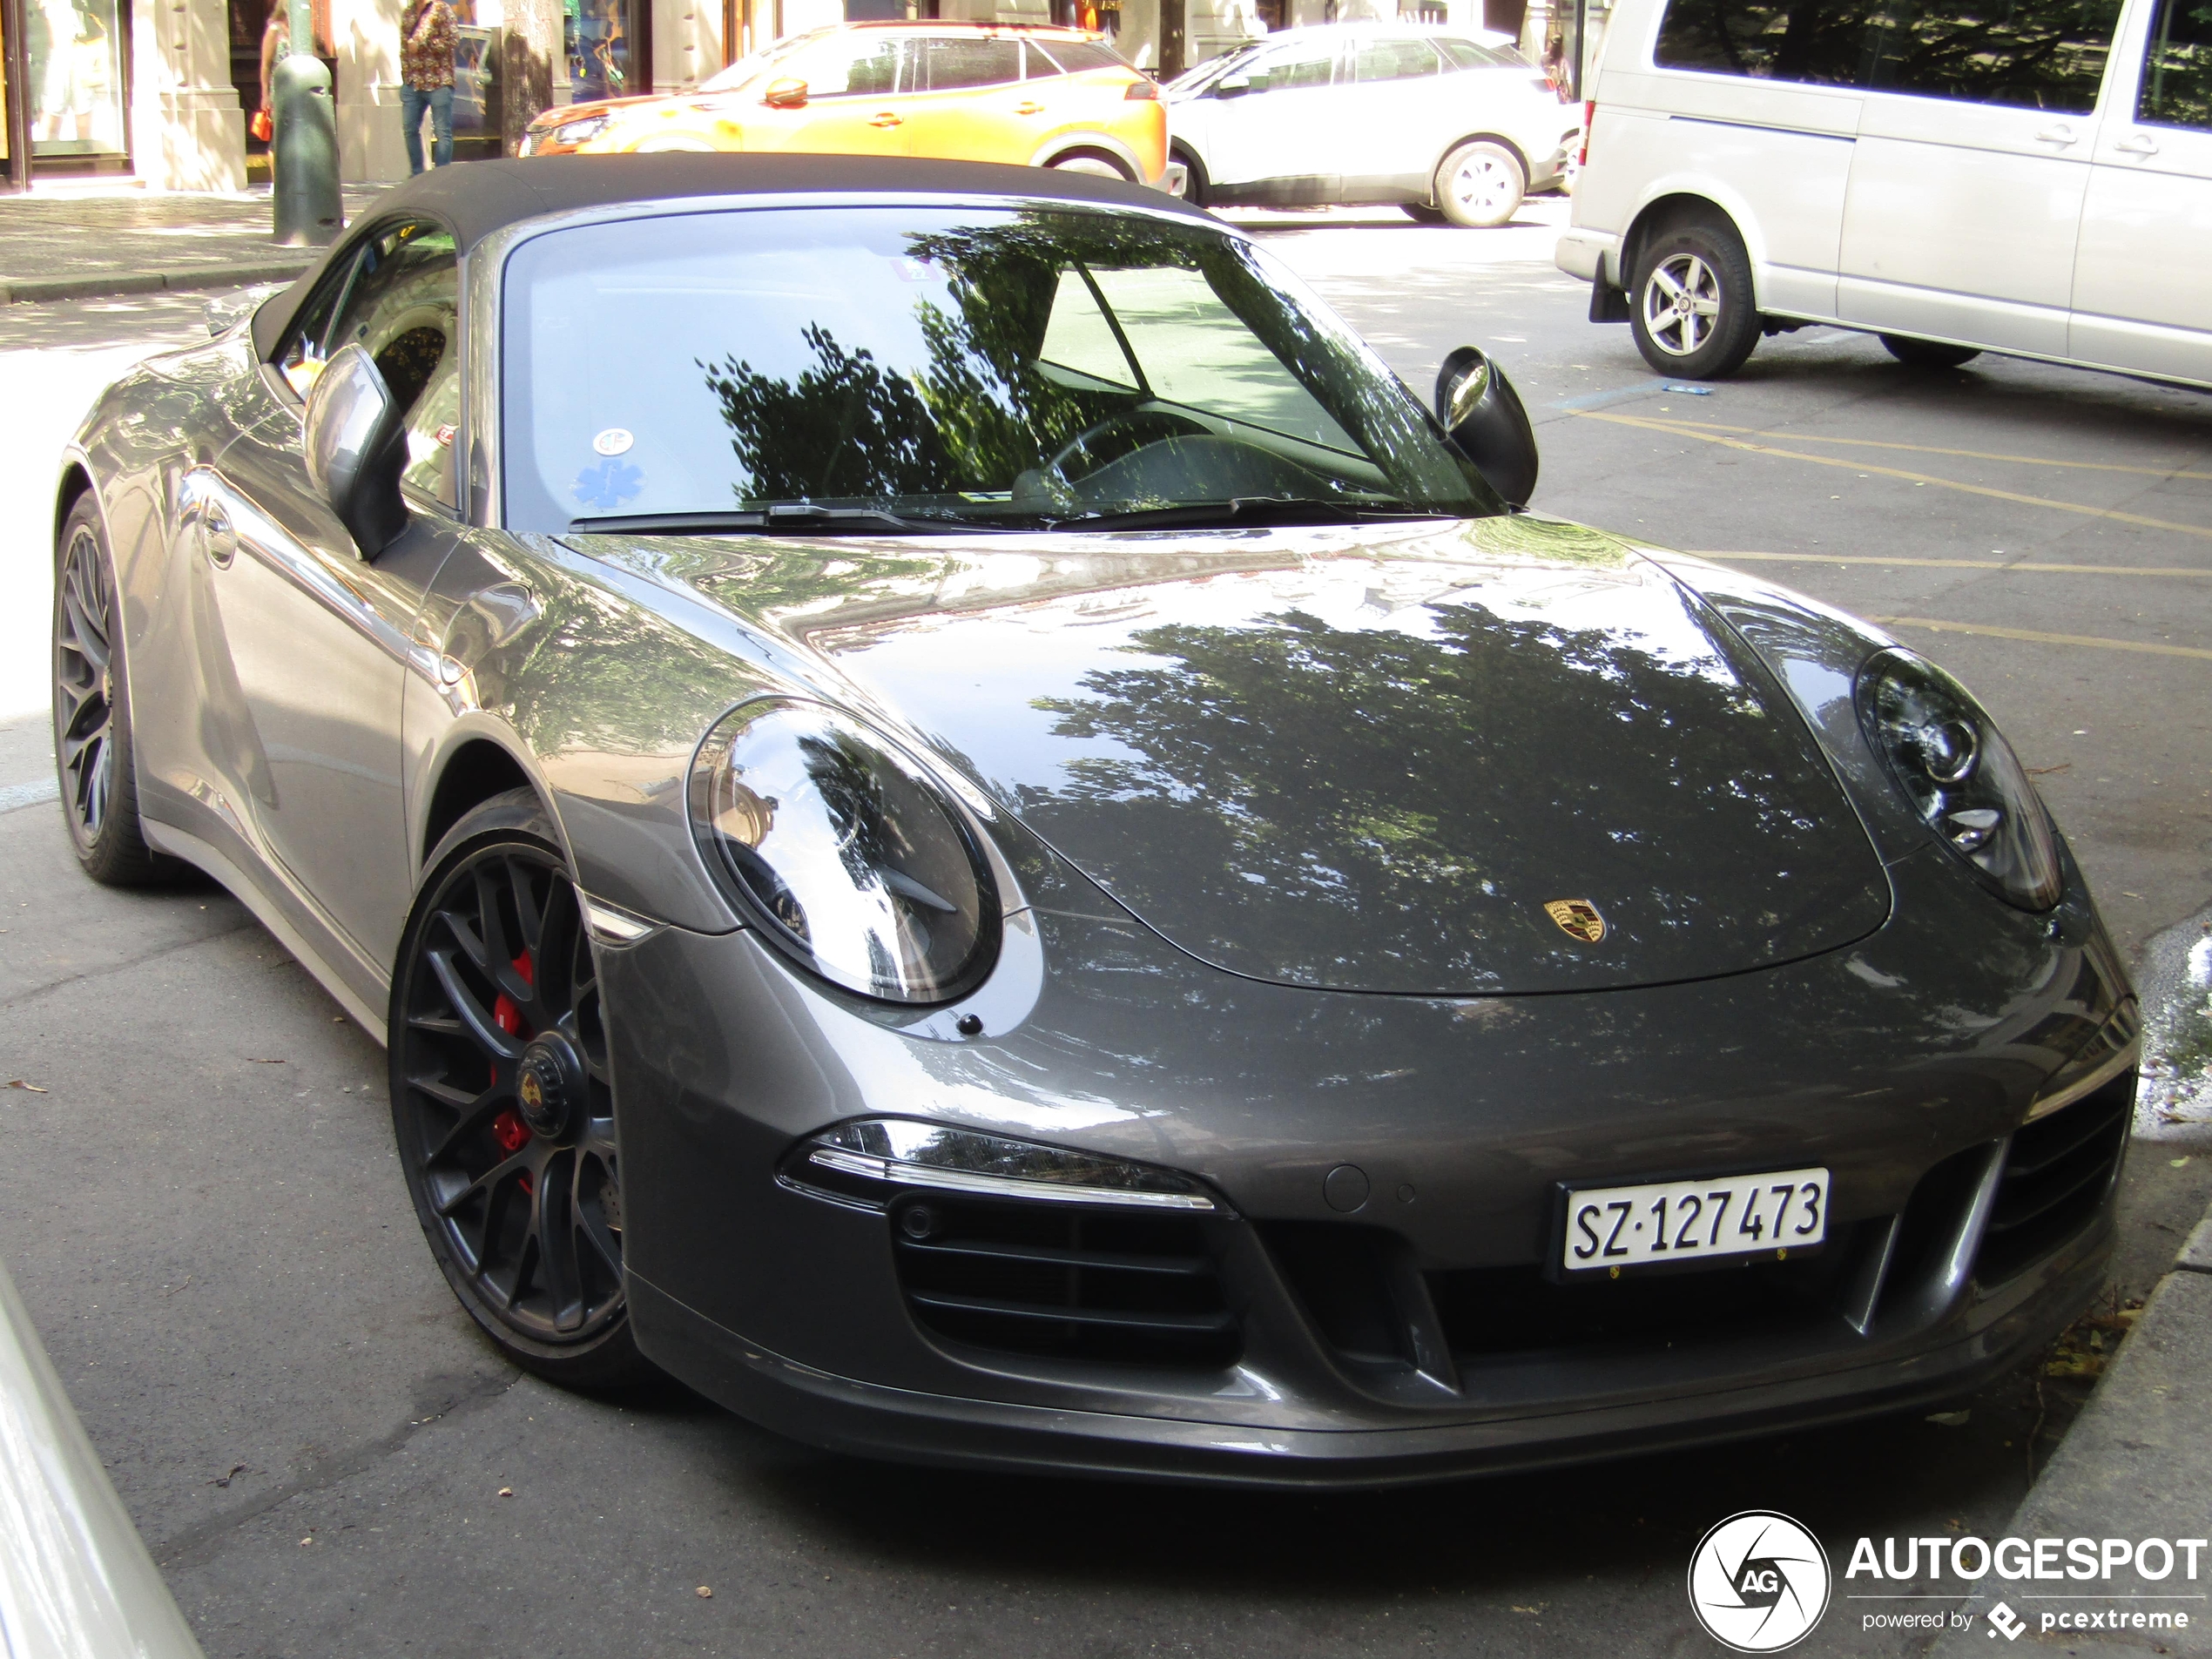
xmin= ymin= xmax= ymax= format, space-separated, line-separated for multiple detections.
xmin=0 ymin=0 xmax=1566 ymax=187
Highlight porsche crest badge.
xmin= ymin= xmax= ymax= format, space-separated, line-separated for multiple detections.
xmin=1544 ymin=899 xmax=1608 ymax=943
xmin=519 ymin=1070 xmax=545 ymax=1114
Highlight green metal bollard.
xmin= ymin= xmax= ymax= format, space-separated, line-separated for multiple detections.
xmin=271 ymin=52 xmax=344 ymax=247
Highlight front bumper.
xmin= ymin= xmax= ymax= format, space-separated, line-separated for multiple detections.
xmin=601 ymin=845 xmax=2133 ymax=1487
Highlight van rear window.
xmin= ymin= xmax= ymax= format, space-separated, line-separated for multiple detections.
xmin=1652 ymin=0 xmax=2121 ymax=112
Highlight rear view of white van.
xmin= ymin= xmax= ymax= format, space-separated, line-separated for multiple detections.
xmin=1556 ymin=0 xmax=2212 ymax=385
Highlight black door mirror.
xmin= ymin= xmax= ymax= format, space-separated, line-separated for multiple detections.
xmin=303 ymin=342 xmax=411 ymax=557
xmin=1435 ymin=345 xmax=1538 ymax=508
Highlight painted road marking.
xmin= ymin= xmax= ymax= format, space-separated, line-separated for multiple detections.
xmin=1872 ymin=616 xmax=2212 ymax=662
xmin=1577 ymin=410 xmax=2212 ymax=542
xmin=1627 ymin=416 xmax=2212 ymax=482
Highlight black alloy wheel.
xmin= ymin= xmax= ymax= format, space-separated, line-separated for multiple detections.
xmin=390 ymin=791 xmax=652 ymax=1387
xmin=52 ymin=496 xmax=172 ymax=886
xmin=1881 ymin=334 xmax=1983 ymax=369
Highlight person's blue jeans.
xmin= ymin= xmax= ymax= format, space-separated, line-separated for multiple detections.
xmin=401 ymin=84 xmax=453 ymax=173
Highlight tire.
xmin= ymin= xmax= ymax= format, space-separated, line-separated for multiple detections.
xmin=1170 ymin=145 xmax=1208 ymax=206
xmin=1050 ymin=151 xmax=1131 ymax=181
xmin=51 ymin=495 xmax=179 ymax=887
xmin=1401 ymin=202 xmax=1447 ymax=224
xmin=1628 ymin=219 xmax=1761 ymax=381
xmin=1434 ymin=140 xmax=1525 ymax=229
xmin=388 ymin=788 xmax=657 ymax=1391
xmin=1881 ymin=334 xmax=1982 ymax=369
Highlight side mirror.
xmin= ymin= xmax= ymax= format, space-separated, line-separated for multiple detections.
xmin=763 ymin=77 xmax=808 ymax=108
xmin=1213 ymin=73 xmax=1252 ymax=96
xmin=1435 ymin=345 xmax=1538 ymax=507
xmin=303 ymin=342 xmax=411 ymax=557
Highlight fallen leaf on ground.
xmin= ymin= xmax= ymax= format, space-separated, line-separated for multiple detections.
xmin=5 ymin=1080 xmax=47 ymax=1092
xmin=696 ymin=1586 xmax=713 ymax=1599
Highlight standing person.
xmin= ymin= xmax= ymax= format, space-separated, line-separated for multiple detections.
xmin=400 ymin=0 xmax=457 ymax=174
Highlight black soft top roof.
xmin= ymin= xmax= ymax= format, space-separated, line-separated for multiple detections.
xmin=253 ymin=153 xmax=1206 ymax=358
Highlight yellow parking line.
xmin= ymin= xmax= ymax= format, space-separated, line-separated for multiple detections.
xmin=1693 ymin=551 xmax=2212 ymax=578
xmin=1630 ymin=415 xmax=2212 ymax=482
xmin=1872 ymin=615 xmax=2212 ymax=662
xmin=1576 ymin=410 xmax=2212 ymax=542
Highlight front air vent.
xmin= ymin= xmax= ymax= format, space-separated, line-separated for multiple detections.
xmin=1978 ymin=1070 xmax=2133 ymax=1287
xmin=891 ymin=1193 xmax=1239 ymax=1368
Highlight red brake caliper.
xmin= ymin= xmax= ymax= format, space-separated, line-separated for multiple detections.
xmin=489 ymin=951 xmax=536 ymax=1187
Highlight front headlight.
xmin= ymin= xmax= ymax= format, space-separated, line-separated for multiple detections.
xmin=687 ymin=698 xmax=1001 ymax=1002
xmin=784 ymin=1118 xmax=1223 ymax=1212
xmin=1856 ymin=649 xmax=2061 ymax=911
xmin=551 ymin=113 xmax=610 ymax=146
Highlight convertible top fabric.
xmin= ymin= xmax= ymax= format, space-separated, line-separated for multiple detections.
xmin=250 ymin=153 xmax=1206 ymax=359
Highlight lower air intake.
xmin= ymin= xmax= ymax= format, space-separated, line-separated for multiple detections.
xmin=1978 ymin=1070 xmax=2133 ymax=1287
xmin=890 ymin=1193 xmax=1239 ymax=1368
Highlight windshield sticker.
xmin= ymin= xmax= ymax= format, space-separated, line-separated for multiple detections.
xmin=593 ymin=427 xmax=635 ymax=455
xmin=573 ymin=459 xmax=644 ymax=510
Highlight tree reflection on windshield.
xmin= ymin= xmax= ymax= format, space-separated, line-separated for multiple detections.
xmin=684 ymin=209 xmax=1493 ymax=523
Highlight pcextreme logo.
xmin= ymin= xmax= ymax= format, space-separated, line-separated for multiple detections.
xmin=1689 ymin=1511 xmax=1833 ymax=1652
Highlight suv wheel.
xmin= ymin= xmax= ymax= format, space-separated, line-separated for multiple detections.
xmin=1629 ymin=220 xmax=1761 ymax=380
xmin=1435 ymin=140 xmax=1525 ymax=228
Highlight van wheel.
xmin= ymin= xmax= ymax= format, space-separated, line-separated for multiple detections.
xmin=1881 ymin=334 xmax=1982 ymax=369
xmin=1629 ymin=220 xmax=1760 ymax=380
xmin=1435 ymin=141 xmax=1524 ymax=228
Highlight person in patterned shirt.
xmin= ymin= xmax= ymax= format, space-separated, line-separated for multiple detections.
xmin=399 ymin=0 xmax=457 ymax=173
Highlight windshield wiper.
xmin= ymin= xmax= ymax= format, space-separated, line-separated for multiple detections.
xmin=569 ymin=504 xmax=968 ymax=536
xmin=1046 ymin=497 xmax=1450 ymax=532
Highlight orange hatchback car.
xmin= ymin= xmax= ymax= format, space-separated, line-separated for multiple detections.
xmin=519 ymin=22 xmax=1170 ymax=188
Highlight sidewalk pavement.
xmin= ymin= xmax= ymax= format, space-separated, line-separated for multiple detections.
xmin=1931 ymin=1201 xmax=2212 ymax=1656
xmin=0 ymin=186 xmax=388 ymax=305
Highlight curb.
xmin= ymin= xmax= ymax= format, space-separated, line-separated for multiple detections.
xmin=1927 ymin=1197 xmax=2212 ymax=1656
xmin=0 ymin=257 xmax=316 ymax=306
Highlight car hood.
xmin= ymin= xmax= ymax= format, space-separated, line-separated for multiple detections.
xmin=582 ymin=515 xmax=1891 ymax=995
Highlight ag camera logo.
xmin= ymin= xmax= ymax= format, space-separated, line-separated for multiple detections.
xmin=1689 ymin=1511 xmax=1832 ymax=1652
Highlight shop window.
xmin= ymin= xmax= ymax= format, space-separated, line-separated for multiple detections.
xmin=29 ymin=0 xmax=126 ymax=158
xmin=566 ymin=0 xmax=647 ymax=102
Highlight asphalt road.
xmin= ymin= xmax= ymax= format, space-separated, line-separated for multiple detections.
xmin=2 ymin=202 xmax=2209 ymax=1659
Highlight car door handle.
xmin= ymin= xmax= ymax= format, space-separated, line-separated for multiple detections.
xmin=2115 ymin=132 xmax=2161 ymax=155
xmin=203 ymin=497 xmax=237 ymax=568
xmin=869 ymin=111 xmax=903 ymax=127
xmin=1016 ymin=101 xmax=1045 ymax=115
xmin=2034 ymin=122 xmax=2080 ymax=145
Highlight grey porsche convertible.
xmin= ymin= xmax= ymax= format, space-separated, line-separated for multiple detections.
xmin=53 ymin=154 xmax=2138 ymax=1485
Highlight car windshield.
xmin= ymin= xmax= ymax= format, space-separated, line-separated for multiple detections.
xmin=502 ymin=205 xmax=1500 ymax=535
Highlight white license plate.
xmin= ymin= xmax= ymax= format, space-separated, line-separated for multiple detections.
xmin=1561 ymin=1167 xmax=1830 ymax=1272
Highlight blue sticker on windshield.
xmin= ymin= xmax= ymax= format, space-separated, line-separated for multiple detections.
xmin=573 ymin=459 xmax=644 ymax=510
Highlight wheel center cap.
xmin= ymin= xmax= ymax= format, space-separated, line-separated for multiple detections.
xmin=516 ymin=1034 xmax=585 ymax=1141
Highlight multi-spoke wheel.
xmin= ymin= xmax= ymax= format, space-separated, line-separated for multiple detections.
xmin=52 ymin=496 xmax=172 ymax=885
xmin=1434 ymin=140 xmax=1526 ymax=229
xmin=390 ymin=789 xmax=653 ymax=1387
xmin=1628 ymin=219 xmax=1761 ymax=381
